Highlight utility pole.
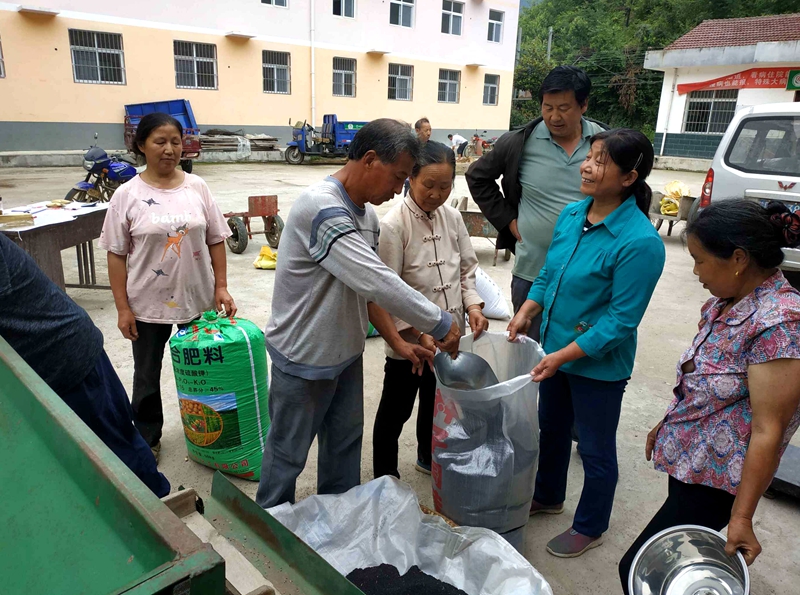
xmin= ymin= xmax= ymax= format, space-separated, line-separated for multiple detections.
xmin=547 ymin=27 xmax=553 ymax=62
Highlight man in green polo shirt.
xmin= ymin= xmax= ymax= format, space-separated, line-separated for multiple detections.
xmin=467 ymin=66 xmax=605 ymax=341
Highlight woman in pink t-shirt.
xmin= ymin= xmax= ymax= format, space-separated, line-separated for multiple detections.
xmin=99 ymin=113 xmax=235 ymax=460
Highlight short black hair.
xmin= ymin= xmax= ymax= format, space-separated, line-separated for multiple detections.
xmin=414 ymin=117 xmax=430 ymax=130
xmin=133 ymin=113 xmax=183 ymax=156
xmin=685 ymin=199 xmax=800 ymax=269
xmin=348 ymin=118 xmax=420 ymax=163
xmin=411 ymin=141 xmax=455 ymax=180
xmin=539 ymin=65 xmax=592 ymax=106
xmin=447 ymin=134 xmax=453 ymax=139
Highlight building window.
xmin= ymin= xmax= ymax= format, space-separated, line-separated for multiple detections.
xmin=174 ymin=41 xmax=218 ymax=90
xmin=683 ymin=90 xmax=738 ymax=134
xmin=388 ymin=63 xmax=413 ymax=101
xmin=488 ymin=10 xmax=504 ymax=43
xmin=263 ymin=51 xmax=291 ymax=94
xmin=333 ymin=0 xmax=354 ymax=18
xmin=438 ymin=69 xmax=460 ymax=103
xmin=0 ymin=37 xmax=5 ymax=79
xmin=483 ymin=74 xmax=499 ymax=106
xmin=68 ymin=29 xmax=125 ymax=85
xmin=390 ymin=0 xmax=414 ymax=28
xmin=333 ymin=57 xmax=356 ymax=97
xmin=441 ymin=1 xmax=463 ymax=35
xmin=262 ymin=0 xmax=288 ymax=6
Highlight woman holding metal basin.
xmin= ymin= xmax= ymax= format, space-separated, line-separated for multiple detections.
xmin=507 ymin=129 xmax=665 ymax=557
xmin=619 ymin=200 xmax=800 ymax=593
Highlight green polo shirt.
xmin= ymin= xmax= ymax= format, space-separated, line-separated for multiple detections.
xmin=514 ymin=119 xmax=603 ymax=282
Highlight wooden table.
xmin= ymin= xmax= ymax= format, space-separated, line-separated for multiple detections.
xmin=0 ymin=204 xmax=110 ymax=291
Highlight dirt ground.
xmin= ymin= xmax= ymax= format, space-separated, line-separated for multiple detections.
xmin=1 ymin=163 xmax=798 ymax=595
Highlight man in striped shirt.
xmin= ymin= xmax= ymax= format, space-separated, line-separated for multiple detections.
xmin=256 ymin=119 xmax=460 ymax=508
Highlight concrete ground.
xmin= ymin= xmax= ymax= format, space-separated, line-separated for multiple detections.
xmin=1 ymin=163 xmax=798 ymax=594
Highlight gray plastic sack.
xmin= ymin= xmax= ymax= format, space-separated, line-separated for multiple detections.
xmin=268 ymin=476 xmax=553 ymax=595
xmin=432 ymin=332 xmax=544 ymax=542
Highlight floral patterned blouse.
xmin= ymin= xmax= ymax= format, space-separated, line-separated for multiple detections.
xmin=653 ymin=271 xmax=800 ymax=495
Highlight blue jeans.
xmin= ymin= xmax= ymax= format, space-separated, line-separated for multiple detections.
xmin=256 ymin=357 xmax=364 ymax=508
xmin=533 ymin=370 xmax=627 ymax=537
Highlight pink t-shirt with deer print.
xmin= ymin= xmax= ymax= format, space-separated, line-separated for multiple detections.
xmin=99 ymin=173 xmax=231 ymax=324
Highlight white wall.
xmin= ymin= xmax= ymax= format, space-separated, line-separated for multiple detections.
xmin=14 ymin=0 xmax=519 ymax=71
xmin=655 ymin=63 xmax=798 ymax=135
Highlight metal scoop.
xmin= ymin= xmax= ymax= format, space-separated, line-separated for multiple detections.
xmin=434 ymin=351 xmax=499 ymax=390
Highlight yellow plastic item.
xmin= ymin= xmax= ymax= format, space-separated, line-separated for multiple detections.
xmin=660 ymin=196 xmax=680 ymax=216
xmin=663 ymin=180 xmax=691 ymax=199
xmin=253 ymin=246 xmax=277 ymax=270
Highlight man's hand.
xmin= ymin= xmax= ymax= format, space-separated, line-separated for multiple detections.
xmin=395 ymin=341 xmax=435 ymax=376
xmin=725 ymin=516 xmax=762 ymax=566
xmin=435 ymin=319 xmax=461 ymax=358
xmin=645 ymin=421 xmax=664 ymax=461
xmin=118 ymin=308 xmax=139 ymax=341
xmin=468 ymin=308 xmax=489 ymax=340
xmin=507 ymin=311 xmax=532 ymax=342
xmin=215 ymin=287 xmax=237 ymax=317
xmin=509 ymin=219 xmax=522 ymax=243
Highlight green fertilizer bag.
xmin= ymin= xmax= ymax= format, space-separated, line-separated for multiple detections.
xmin=169 ymin=311 xmax=270 ymax=481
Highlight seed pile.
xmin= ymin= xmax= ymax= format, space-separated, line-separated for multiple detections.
xmin=346 ymin=564 xmax=469 ymax=595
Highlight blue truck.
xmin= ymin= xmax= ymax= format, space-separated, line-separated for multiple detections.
xmin=124 ymin=99 xmax=202 ymax=173
xmin=285 ymin=114 xmax=368 ymax=165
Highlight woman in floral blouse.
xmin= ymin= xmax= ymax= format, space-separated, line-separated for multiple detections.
xmin=619 ymin=199 xmax=800 ymax=592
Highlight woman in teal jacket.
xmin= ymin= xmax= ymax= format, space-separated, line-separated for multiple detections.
xmin=508 ymin=128 xmax=665 ymax=558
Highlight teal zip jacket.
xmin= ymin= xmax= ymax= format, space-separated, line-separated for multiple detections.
xmin=528 ymin=196 xmax=665 ymax=381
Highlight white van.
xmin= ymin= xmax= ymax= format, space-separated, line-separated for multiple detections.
xmin=692 ymin=102 xmax=800 ymax=281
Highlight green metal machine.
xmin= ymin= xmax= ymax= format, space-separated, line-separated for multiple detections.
xmin=0 ymin=336 xmax=366 ymax=595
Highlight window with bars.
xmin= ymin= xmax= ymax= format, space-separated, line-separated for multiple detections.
xmin=333 ymin=57 xmax=356 ymax=97
xmin=483 ymin=74 xmax=499 ymax=106
xmin=333 ymin=0 xmax=354 ymax=18
xmin=390 ymin=0 xmax=414 ymax=27
xmin=438 ymin=69 xmax=460 ymax=103
xmin=69 ymin=29 xmax=125 ymax=85
xmin=488 ymin=10 xmax=504 ymax=43
xmin=683 ymin=90 xmax=738 ymax=134
xmin=261 ymin=0 xmax=288 ymax=6
xmin=388 ymin=63 xmax=413 ymax=101
xmin=263 ymin=51 xmax=291 ymax=94
xmin=0 ymin=37 xmax=5 ymax=79
xmin=174 ymin=41 xmax=218 ymax=90
xmin=441 ymin=1 xmax=463 ymax=35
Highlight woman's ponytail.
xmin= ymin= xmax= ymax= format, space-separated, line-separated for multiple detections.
xmin=632 ymin=179 xmax=653 ymax=217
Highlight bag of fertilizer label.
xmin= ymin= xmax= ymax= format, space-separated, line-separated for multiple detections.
xmin=170 ymin=311 xmax=270 ymax=480
xmin=366 ymin=322 xmax=380 ymax=338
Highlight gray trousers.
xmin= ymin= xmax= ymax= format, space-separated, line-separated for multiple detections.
xmin=255 ymin=357 xmax=364 ymax=508
xmin=511 ymin=275 xmax=542 ymax=343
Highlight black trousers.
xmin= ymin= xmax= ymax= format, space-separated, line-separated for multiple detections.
xmin=619 ymin=475 xmax=735 ymax=594
xmin=131 ymin=320 xmax=174 ymax=447
xmin=372 ymin=357 xmax=436 ymax=479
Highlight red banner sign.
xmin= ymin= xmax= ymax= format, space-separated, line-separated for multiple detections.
xmin=677 ymin=68 xmax=797 ymax=95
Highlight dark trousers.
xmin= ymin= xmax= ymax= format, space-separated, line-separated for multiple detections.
xmin=131 ymin=321 xmax=174 ymax=447
xmin=61 ymin=351 xmax=170 ymax=497
xmin=511 ymin=275 xmax=541 ymax=342
xmin=373 ymin=357 xmax=437 ymax=478
xmin=457 ymin=141 xmax=469 ymax=156
xmin=256 ymin=358 xmax=364 ymax=508
xmin=618 ymin=475 xmax=735 ymax=594
xmin=534 ymin=370 xmax=627 ymax=537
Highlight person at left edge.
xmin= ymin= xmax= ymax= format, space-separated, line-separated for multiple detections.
xmin=100 ymin=112 xmax=236 ymax=461
xmin=256 ymin=119 xmax=461 ymax=509
xmin=0 ymin=233 xmax=170 ymax=497
xmin=508 ymin=129 xmax=666 ymax=558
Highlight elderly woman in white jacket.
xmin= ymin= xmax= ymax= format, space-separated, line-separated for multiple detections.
xmin=372 ymin=141 xmax=489 ymax=479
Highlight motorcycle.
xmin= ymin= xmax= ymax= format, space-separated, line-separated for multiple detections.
xmin=66 ymin=134 xmax=138 ymax=203
xmin=464 ymin=130 xmax=498 ymax=158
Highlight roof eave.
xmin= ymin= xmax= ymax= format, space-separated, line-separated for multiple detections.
xmin=645 ymin=40 xmax=800 ymax=70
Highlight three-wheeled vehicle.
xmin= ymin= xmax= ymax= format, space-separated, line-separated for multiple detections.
xmin=124 ymin=99 xmax=202 ymax=173
xmin=285 ymin=114 xmax=368 ymax=165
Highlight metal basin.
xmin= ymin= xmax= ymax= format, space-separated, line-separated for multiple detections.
xmin=434 ymin=351 xmax=499 ymax=390
xmin=629 ymin=525 xmax=749 ymax=595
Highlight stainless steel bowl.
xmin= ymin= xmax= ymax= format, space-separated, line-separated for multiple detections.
xmin=629 ymin=525 xmax=749 ymax=595
xmin=433 ymin=351 xmax=499 ymax=390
